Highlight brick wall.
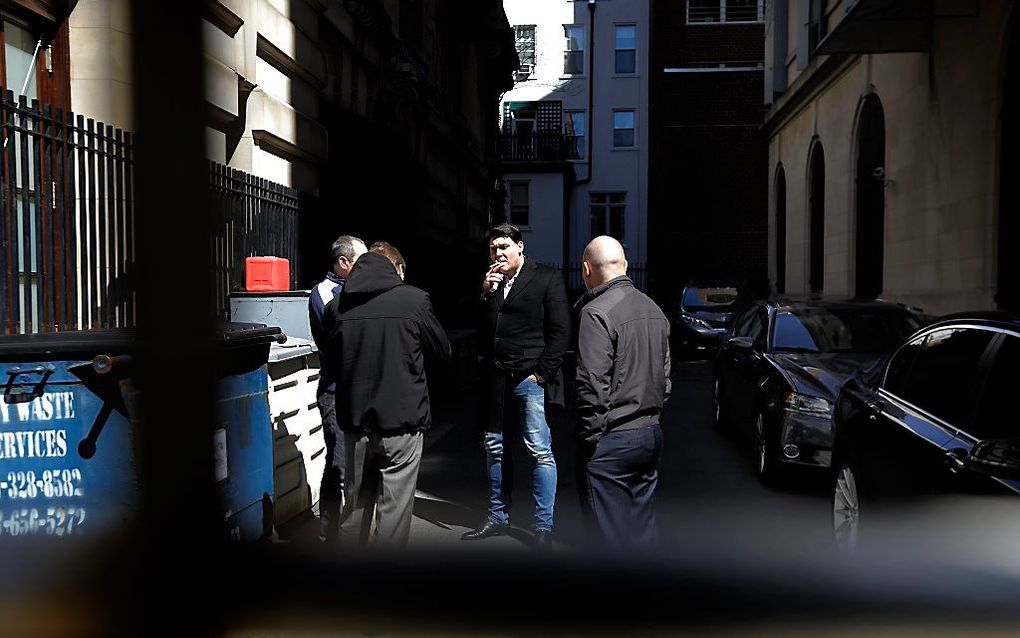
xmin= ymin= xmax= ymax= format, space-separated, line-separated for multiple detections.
xmin=648 ymin=0 xmax=768 ymax=301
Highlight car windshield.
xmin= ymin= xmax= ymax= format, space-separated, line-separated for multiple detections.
xmin=772 ymin=307 xmax=920 ymax=354
xmin=682 ymin=286 xmax=738 ymax=312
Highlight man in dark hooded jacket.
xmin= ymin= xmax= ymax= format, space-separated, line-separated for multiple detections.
xmin=324 ymin=246 xmax=451 ymax=547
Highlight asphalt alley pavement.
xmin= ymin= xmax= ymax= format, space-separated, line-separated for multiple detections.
xmin=280 ymin=360 xmax=833 ymax=556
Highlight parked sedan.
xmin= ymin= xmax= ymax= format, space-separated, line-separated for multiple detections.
xmin=831 ymin=313 xmax=1020 ymax=552
xmin=714 ymin=298 xmax=922 ymax=483
xmin=672 ymin=284 xmax=740 ymax=359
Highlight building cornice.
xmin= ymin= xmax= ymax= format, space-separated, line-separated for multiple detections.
xmin=761 ymin=53 xmax=859 ymax=140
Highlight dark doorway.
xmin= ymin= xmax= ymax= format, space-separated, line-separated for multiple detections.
xmin=855 ymin=96 xmax=886 ymax=299
xmin=998 ymin=22 xmax=1019 ymax=310
xmin=775 ymin=166 xmax=787 ymax=294
xmin=809 ymin=142 xmax=825 ymax=293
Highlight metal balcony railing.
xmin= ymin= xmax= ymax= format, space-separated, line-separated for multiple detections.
xmin=498 ymin=131 xmax=576 ymax=162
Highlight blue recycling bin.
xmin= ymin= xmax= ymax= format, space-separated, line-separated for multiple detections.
xmin=213 ymin=323 xmax=281 ymax=541
xmin=0 ymin=324 xmax=280 ymax=541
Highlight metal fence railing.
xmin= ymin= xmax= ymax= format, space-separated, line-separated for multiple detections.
xmin=208 ymin=163 xmax=302 ymax=319
xmin=498 ymin=131 xmax=574 ymax=162
xmin=1 ymin=88 xmax=306 ymax=334
xmin=559 ymin=262 xmax=648 ymax=296
xmin=0 ymin=90 xmax=135 ymax=335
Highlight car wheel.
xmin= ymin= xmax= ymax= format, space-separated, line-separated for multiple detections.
xmin=753 ymin=410 xmax=779 ymax=483
xmin=833 ymin=461 xmax=862 ymax=554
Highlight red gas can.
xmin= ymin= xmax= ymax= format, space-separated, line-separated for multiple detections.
xmin=245 ymin=256 xmax=290 ymax=292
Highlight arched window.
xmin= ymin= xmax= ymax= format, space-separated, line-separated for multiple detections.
xmin=855 ymin=95 xmax=886 ymax=299
xmin=999 ymin=21 xmax=1020 ymax=310
xmin=808 ymin=141 xmax=825 ymax=293
xmin=775 ymin=165 xmax=787 ymax=294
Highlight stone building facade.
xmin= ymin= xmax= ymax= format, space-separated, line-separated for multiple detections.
xmin=764 ymin=0 xmax=1019 ymax=315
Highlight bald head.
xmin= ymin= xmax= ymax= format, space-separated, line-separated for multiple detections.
xmin=582 ymin=236 xmax=628 ymax=288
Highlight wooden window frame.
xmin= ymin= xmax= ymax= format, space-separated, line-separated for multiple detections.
xmin=0 ymin=5 xmax=71 ymax=111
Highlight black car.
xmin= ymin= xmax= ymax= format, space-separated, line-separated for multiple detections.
xmin=714 ymin=298 xmax=922 ymax=483
xmin=672 ymin=284 xmax=740 ymax=358
xmin=831 ymin=313 xmax=1020 ymax=551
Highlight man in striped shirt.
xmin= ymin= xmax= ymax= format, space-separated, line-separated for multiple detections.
xmin=310 ymin=234 xmax=367 ymax=543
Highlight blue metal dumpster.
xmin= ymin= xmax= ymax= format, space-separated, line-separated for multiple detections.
xmin=0 ymin=330 xmax=137 ymax=539
xmin=0 ymin=324 xmax=281 ymax=541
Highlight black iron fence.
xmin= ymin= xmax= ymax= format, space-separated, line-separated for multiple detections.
xmin=1 ymin=89 xmax=306 ymax=334
xmin=209 ymin=163 xmax=302 ymax=318
xmin=559 ymin=262 xmax=649 ymax=296
xmin=0 ymin=90 xmax=135 ymax=335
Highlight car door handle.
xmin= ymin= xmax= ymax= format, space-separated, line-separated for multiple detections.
xmin=944 ymin=449 xmax=967 ymax=473
xmin=863 ymin=399 xmax=882 ymax=420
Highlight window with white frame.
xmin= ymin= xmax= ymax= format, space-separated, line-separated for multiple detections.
xmin=564 ymin=110 xmax=585 ymax=160
xmin=590 ymin=192 xmax=626 ymax=241
xmin=514 ymin=25 xmax=536 ymax=71
xmin=509 ymin=181 xmax=530 ymax=226
xmin=563 ymin=25 xmax=584 ymax=75
xmin=2 ymin=18 xmax=41 ymax=100
xmin=687 ymin=0 xmax=765 ymax=24
xmin=613 ymin=110 xmax=635 ymax=148
xmin=615 ymin=24 xmax=636 ymax=74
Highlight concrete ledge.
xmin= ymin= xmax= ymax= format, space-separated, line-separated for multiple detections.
xmin=256 ymin=1 xmax=326 ymax=88
xmin=247 ymin=88 xmax=328 ymax=162
xmin=205 ymin=0 xmax=244 ymax=37
xmin=205 ymin=55 xmax=240 ymax=118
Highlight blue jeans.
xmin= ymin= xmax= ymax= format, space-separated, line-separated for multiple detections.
xmin=484 ymin=376 xmax=557 ymax=532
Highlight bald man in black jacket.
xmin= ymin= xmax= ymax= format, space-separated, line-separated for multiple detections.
xmin=574 ymin=236 xmax=671 ymax=549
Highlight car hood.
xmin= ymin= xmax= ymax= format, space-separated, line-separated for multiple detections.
xmin=770 ymin=352 xmax=883 ymax=399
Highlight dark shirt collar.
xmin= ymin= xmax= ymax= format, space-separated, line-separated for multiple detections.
xmin=573 ymin=275 xmax=632 ymax=312
xmin=326 ymin=271 xmax=344 ymax=284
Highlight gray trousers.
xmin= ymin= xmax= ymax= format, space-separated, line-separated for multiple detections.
xmin=339 ymin=430 xmax=424 ymax=548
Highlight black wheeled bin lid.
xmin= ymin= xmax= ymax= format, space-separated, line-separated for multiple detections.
xmin=0 ymin=324 xmax=282 ymax=360
xmin=0 ymin=329 xmax=137 ymax=361
xmin=217 ymin=322 xmax=284 ymax=348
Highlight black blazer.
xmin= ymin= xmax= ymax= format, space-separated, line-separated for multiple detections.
xmin=480 ymin=259 xmax=570 ymax=431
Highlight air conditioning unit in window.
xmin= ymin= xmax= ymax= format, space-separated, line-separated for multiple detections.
xmin=514 ymin=64 xmax=533 ymax=81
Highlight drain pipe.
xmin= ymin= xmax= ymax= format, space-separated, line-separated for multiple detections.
xmin=564 ymin=0 xmax=596 ymax=271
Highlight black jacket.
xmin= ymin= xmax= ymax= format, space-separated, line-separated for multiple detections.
xmin=480 ymin=258 xmax=570 ymax=432
xmin=574 ymin=276 xmax=671 ymax=447
xmin=324 ymin=252 xmax=452 ymax=434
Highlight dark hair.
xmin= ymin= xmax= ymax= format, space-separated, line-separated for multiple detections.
xmin=487 ymin=223 xmax=522 ymax=244
xmin=331 ymin=235 xmax=365 ymax=264
xmin=369 ymin=241 xmax=406 ymax=273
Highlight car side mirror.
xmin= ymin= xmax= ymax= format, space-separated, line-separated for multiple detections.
xmin=727 ymin=336 xmax=754 ymax=351
xmin=966 ymin=437 xmax=1020 ymax=481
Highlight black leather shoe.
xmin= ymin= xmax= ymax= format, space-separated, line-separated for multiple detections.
xmin=461 ymin=519 xmax=509 ymax=541
xmin=533 ymin=530 xmax=554 ymax=551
